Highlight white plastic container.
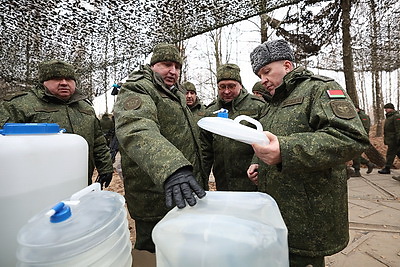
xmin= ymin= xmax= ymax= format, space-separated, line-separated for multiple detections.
xmin=16 ymin=183 xmax=132 ymax=267
xmin=0 ymin=123 xmax=88 ymax=267
xmin=197 ymin=115 xmax=269 ymax=145
xmin=152 ymin=191 xmax=289 ymax=267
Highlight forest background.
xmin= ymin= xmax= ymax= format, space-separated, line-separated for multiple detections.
xmin=1 ymin=0 xmax=399 ymax=137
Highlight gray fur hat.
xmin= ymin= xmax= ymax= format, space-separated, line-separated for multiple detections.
xmin=250 ymin=39 xmax=295 ymax=75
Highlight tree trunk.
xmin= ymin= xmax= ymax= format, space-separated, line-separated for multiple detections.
xmin=369 ymin=0 xmax=384 ymax=137
xmin=341 ymin=0 xmax=358 ymax=105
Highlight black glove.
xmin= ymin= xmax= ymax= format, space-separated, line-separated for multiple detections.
xmin=164 ymin=167 xmax=206 ymax=209
xmin=95 ymin=172 xmax=113 ymax=189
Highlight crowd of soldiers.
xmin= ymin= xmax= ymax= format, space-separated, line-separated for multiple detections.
xmin=1 ymin=40 xmax=399 ymax=267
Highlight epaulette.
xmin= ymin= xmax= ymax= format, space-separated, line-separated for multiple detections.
xmin=311 ymin=75 xmax=334 ymax=82
xmin=2 ymin=91 xmax=29 ymax=101
xmin=126 ymin=74 xmax=144 ymax=82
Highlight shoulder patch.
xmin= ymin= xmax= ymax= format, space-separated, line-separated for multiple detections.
xmin=123 ymin=96 xmax=142 ymax=110
xmin=327 ymin=90 xmax=346 ymax=99
xmin=330 ymin=101 xmax=356 ymax=119
xmin=2 ymin=91 xmax=28 ymax=101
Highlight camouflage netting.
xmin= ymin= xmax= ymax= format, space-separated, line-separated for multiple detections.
xmin=0 ymin=0 xmax=399 ymax=98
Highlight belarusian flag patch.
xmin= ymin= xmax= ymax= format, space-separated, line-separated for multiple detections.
xmin=327 ymin=90 xmax=345 ymax=99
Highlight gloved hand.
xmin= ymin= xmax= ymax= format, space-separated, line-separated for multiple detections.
xmin=95 ymin=172 xmax=113 ymax=189
xmin=164 ymin=167 xmax=206 ymax=209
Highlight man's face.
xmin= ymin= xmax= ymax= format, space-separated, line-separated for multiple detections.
xmin=384 ymin=108 xmax=393 ymax=114
xmin=252 ymin=91 xmax=263 ymax=99
xmin=151 ymin=61 xmax=181 ymax=87
xmin=43 ymin=78 xmax=76 ymax=100
xmin=217 ymin=80 xmax=241 ymax=102
xmin=186 ymin=90 xmax=197 ymax=107
xmin=257 ymin=60 xmax=292 ymax=96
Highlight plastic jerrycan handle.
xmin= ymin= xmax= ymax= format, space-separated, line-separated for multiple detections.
xmin=233 ymin=115 xmax=269 ymax=145
xmin=233 ymin=115 xmax=263 ymax=131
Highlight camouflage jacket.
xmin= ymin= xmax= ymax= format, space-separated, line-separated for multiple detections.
xmin=358 ymin=109 xmax=371 ymax=134
xmin=113 ymin=65 xmax=207 ymax=221
xmin=383 ymin=110 xmax=400 ymax=146
xmin=256 ymin=67 xmax=370 ymax=257
xmin=201 ymin=88 xmax=265 ymax=191
xmin=0 ymin=84 xmax=113 ymax=184
xmin=189 ymin=98 xmax=206 ymax=124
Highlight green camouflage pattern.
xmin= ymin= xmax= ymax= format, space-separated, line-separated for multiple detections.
xmin=150 ymin=43 xmax=182 ymax=66
xmin=256 ymin=67 xmax=370 ymax=257
xmin=252 ymin=81 xmax=266 ymax=94
xmin=38 ymin=59 xmax=76 ymax=82
xmin=113 ymin=64 xmax=207 ymax=224
xmin=201 ymin=88 xmax=265 ymax=191
xmin=383 ymin=110 xmax=400 ymax=145
xmin=182 ymin=81 xmax=196 ymax=93
xmin=0 ymin=84 xmax=113 ymax=184
xmin=189 ymin=98 xmax=206 ymax=124
xmin=382 ymin=110 xmax=400 ymax=168
xmin=358 ymin=109 xmax=371 ymax=133
xmin=216 ymin=63 xmax=242 ymax=84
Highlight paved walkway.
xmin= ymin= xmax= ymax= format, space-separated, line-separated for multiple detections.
xmin=326 ymin=168 xmax=400 ymax=267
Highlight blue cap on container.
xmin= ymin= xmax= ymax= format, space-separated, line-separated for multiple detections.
xmin=50 ymin=202 xmax=72 ymax=223
xmin=0 ymin=123 xmax=65 ymax=135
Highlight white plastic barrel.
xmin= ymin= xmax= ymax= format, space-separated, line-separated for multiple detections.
xmin=152 ymin=191 xmax=289 ymax=267
xmin=16 ymin=183 xmax=132 ymax=267
xmin=0 ymin=123 xmax=88 ymax=267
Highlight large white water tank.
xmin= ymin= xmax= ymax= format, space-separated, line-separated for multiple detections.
xmin=0 ymin=123 xmax=88 ymax=266
xmin=153 ymin=191 xmax=289 ymax=267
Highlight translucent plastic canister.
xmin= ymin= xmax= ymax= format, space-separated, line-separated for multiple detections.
xmin=0 ymin=123 xmax=88 ymax=266
xmin=152 ymin=191 xmax=289 ymax=267
xmin=16 ymin=183 xmax=132 ymax=267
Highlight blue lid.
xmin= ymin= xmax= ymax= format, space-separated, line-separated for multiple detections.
xmin=50 ymin=202 xmax=72 ymax=223
xmin=217 ymin=112 xmax=229 ymax=118
xmin=0 ymin=123 xmax=65 ymax=135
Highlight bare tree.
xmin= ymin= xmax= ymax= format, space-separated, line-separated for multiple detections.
xmin=368 ymin=0 xmax=384 ymax=137
xmin=341 ymin=0 xmax=358 ymax=105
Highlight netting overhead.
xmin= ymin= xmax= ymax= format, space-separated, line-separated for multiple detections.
xmin=0 ymin=0 xmax=303 ymax=92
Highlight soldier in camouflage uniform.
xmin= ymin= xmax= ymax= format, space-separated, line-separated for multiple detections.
xmin=99 ymin=113 xmax=114 ymax=146
xmin=249 ymin=40 xmax=370 ymax=267
xmin=201 ymin=64 xmax=265 ymax=191
xmin=182 ymin=81 xmax=206 ymax=123
xmin=350 ymin=107 xmax=376 ymax=176
xmin=113 ymin=44 xmax=207 ymax=257
xmin=0 ymin=60 xmax=113 ymax=188
xmin=252 ymin=80 xmax=269 ymax=101
xmin=378 ymin=103 xmax=400 ymax=174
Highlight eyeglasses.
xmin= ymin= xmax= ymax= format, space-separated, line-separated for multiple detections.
xmin=218 ymin=83 xmax=237 ymax=90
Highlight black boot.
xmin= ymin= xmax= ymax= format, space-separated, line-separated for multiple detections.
xmin=378 ymin=167 xmax=390 ymax=174
xmin=351 ymin=169 xmax=361 ymax=177
xmin=366 ymin=162 xmax=376 ymax=174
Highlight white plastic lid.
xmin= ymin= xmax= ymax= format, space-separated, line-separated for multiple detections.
xmin=198 ymin=115 xmax=269 ymax=145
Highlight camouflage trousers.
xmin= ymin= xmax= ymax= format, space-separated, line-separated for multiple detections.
xmin=384 ymin=145 xmax=400 ymax=168
xmin=289 ymin=253 xmax=325 ymax=267
xmin=134 ymin=220 xmax=158 ymax=253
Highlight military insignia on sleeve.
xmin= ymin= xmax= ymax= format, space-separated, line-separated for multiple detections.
xmin=124 ymin=96 xmax=142 ymax=110
xmin=330 ymin=101 xmax=356 ymax=119
xmin=327 ymin=90 xmax=345 ymax=99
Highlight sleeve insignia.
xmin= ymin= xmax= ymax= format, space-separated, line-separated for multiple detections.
xmin=327 ymin=90 xmax=345 ymax=99
xmin=124 ymin=96 xmax=142 ymax=110
xmin=330 ymin=101 xmax=356 ymax=119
